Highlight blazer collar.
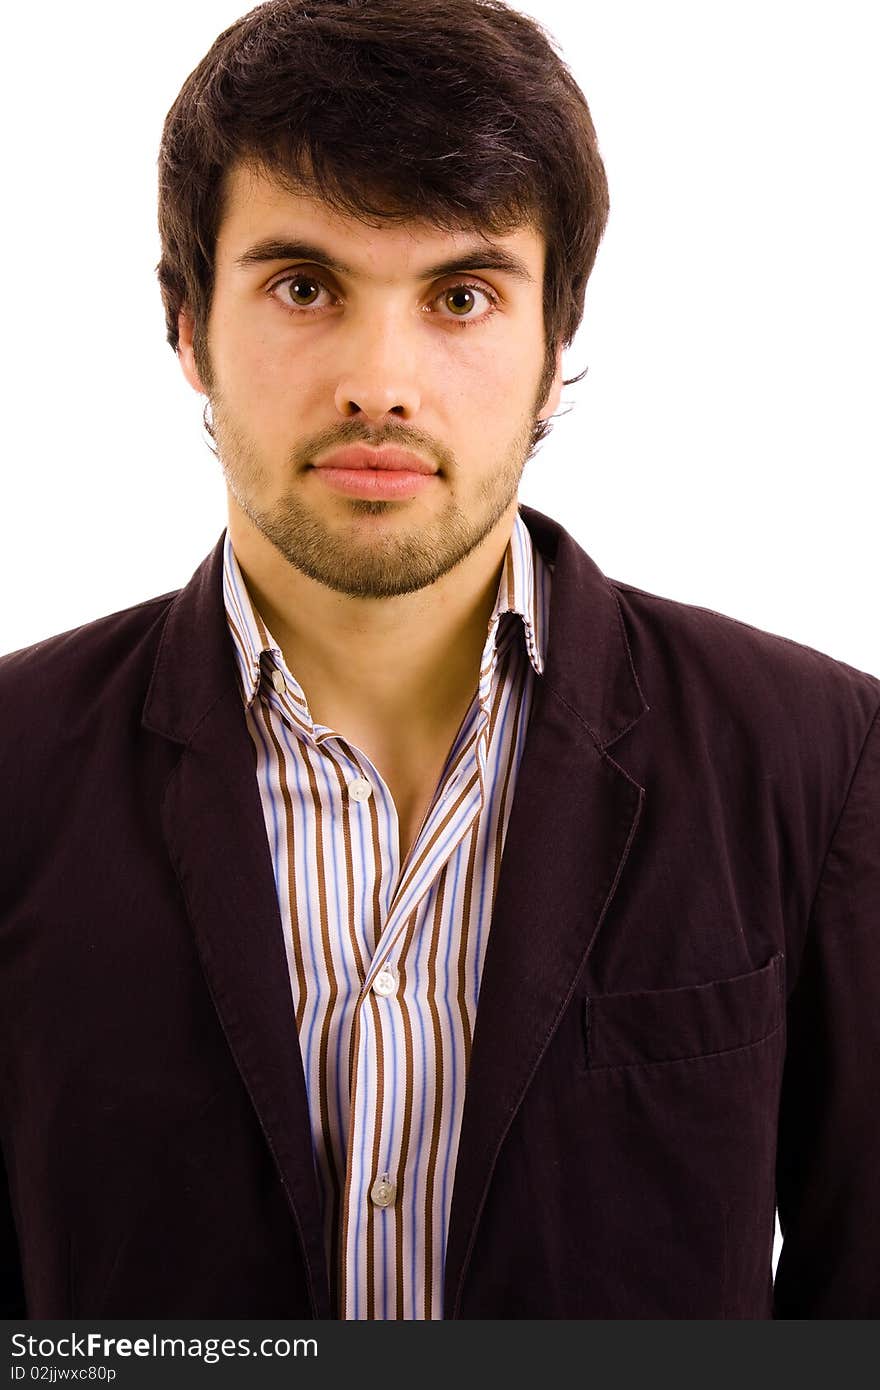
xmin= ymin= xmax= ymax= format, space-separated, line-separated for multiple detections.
xmin=143 ymin=503 xmax=648 ymax=753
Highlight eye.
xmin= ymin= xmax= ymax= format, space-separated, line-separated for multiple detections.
xmin=265 ymin=269 xmax=498 ymax=326
xmin=267 ymin=271 xmax=336 ymax=313
xmin=431 ymin=282 xmax=498 ymax=326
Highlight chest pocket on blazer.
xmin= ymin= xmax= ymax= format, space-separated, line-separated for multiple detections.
xmin=584 ymin=950 xmax=784 ymax=1069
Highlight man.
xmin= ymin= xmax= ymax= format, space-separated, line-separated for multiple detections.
xmin=1 ymin=0 xmax=877 ymax=1321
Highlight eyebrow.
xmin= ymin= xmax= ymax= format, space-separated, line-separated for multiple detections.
xmin=232 ymin=237 xmax=535 ymax=284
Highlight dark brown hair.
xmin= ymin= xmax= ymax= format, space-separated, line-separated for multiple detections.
xmin=156 ymin=0 xmax=610 ymax=451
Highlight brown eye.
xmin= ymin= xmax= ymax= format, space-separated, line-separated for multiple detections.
xmin=285 ymin=276 xmax=322 ymax=306
xmin=444 ymin=287 xmax=477 ymax=316
xmin=433 ymin=283 xmax=496 ymax=325
xmin=268 ymin=272 xmax=335 ymax=315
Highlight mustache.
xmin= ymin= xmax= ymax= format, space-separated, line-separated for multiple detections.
xmin=294 ymin=422 xmax=454 ymax=473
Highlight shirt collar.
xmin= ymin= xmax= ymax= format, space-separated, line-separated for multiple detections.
xmin=221 ymin=538 xmax=285 ymax=709
xmin=222 ymin=507 xmax=548 ymax=712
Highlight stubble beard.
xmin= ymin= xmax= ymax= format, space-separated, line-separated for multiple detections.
xmin=209 ymin=396 xmax=540 ymax=600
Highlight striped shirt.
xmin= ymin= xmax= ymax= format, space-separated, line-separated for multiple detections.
xmin=222 ymin=510 xmax=551 ymax=1319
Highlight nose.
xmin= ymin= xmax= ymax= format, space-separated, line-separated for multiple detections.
xmin=333 ymin=317 xmax=422 ymax=421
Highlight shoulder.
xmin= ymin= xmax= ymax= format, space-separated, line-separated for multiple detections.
xmin=610 ymin=574 xmax=880 ymax=714
xmin=0 ymin=589 xmax=181 ymax=745
xmin=603 ymin=572 xmax=878 ymax=783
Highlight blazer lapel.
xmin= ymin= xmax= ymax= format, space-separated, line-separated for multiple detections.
xmin=140 ymin=505 xmax=648 ymax=1323
xmin=142 ymin=535 xmax=331 ymax=1318
xmin=443 ymin=505 xmax=650 ymax=1317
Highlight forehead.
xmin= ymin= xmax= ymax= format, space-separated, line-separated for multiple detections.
xmin=216 ymin=160 xmax=547 ymax=280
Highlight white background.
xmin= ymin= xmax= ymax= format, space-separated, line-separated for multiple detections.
xmin=2 ymin=0 xmax=878 ymax=1281
xmin=1 ymin=1 xmax=877 ymax=673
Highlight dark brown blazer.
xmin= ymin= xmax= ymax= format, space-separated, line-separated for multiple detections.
xmin=1 ymin=504 xmax=878 ymax=1319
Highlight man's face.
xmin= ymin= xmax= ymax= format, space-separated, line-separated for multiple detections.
xmin=178 ymin=160 xmax=563 ymax=599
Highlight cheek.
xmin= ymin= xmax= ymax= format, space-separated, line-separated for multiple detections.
xmin=209 ymin=302 xmax=294 ymax=391
xmin=215 ymin=333 xmax=329 ymax=432
xmin=437 ymin=334 xmax=534 ymax=414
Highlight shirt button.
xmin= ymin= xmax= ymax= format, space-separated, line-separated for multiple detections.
xmin=370 ymin=1175 xmax=397 ymax=1208
xmin=373 ymin=966 xmax=398 ymax=998
xmin=347 ymin=777 xmax=372 ymax=802
xmin=270 ymin=668 xmax=286 ymax=694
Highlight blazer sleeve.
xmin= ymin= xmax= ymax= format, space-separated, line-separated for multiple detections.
xmin=773 ymin=705 xmax=880 ymax=1317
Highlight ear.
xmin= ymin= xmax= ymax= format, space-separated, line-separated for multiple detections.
xmin=536 ymin=342 xmax=564 ymax=421
xmin=177 ymin=308 xmax=208 ymax=395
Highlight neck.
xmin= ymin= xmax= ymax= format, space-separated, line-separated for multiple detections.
xmin=227 ymin=500 xmax=519 ymax=749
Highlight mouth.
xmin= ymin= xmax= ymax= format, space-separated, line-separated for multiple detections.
xmin=310 ymin=445 xmax=440 ymax=501
xmin=312 ymin=445 xmax=438 ymax=475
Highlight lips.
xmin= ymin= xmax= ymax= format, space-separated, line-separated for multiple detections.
xmin=313 ymin=445 xmax=437 ymax=474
